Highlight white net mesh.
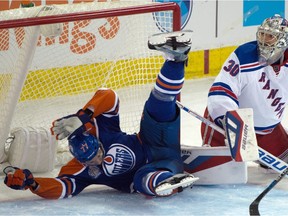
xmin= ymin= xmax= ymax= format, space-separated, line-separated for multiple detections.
xmin=0 ymin=2 xmax=179 ymax=164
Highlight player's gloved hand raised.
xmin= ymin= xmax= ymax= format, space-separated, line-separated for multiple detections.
xmin=4 ymin=166 xmax=38 ymax=190
xmin=51 ymin=109 xmax=93 ymax=140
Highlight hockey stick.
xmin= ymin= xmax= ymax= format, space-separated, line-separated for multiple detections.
xmin=176 ymin=100 xmax=288 ymax=174
xmin=249 ymin=167 xmax=288 ymax=216
xmin=176 ymin=100 xmax=225 ymax=134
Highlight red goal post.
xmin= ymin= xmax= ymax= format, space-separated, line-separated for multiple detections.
xmin=0 ymin=2 xmax=181 ymax=166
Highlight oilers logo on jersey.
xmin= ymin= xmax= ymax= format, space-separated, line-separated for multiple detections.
xmin=102 ymin=144 xmax=136 ymax=176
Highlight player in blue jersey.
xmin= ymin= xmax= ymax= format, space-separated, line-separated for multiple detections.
xmin=201 ymin=14 xmax=288 ymax=166
xmin=3 ymin=31 xmax=199 ymax=199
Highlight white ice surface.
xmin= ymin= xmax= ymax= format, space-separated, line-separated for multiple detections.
xmin=0 ymin=78 xmax=287 ymax=216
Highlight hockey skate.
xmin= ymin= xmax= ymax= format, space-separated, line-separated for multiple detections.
xmin=148 ymin=30 xmax=192 ymax=62
xmin=154 ymin=173 xmax=199 ymax=197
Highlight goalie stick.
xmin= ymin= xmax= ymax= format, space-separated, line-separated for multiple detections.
xmin=176 ymin=100 xmax=288 ymax=175
xmin=249 ymin=167 xmax=288 ymax=216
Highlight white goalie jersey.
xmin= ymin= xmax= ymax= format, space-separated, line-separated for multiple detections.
xmin=207 ymin=41 xmax=288 ymax=135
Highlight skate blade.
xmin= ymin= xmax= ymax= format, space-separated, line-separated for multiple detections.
xmin=148 ymin=30 xmax=193 ymax=46
xmin=155 ymin=176 xmax=199 ymax=194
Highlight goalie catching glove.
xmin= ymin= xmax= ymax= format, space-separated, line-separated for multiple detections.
xmin=3 ymin=166 xmax=38 ymax=191
xmin=51 ymin=109 xmax=93 ymax=140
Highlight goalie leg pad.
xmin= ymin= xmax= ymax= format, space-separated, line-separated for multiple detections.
xmin=181 ymin=145 xmax=248 ymax=184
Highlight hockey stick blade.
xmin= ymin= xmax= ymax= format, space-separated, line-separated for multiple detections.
xmin=249 ymin=167 xmax=288 ymax=216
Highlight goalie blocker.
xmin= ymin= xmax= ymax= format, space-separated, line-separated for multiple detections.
xmin=225 ymin=108 xmax=259 ymax=162
xmin=181 ymin=106 xmax=259 ymax=185
xmin=177 ymin=101 xmax=259 ymax=184
xmin=177 ymin=100 xmax=259 ymax=163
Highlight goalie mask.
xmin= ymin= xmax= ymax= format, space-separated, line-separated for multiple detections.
xmin=256 ymin=14 xmax=288 ymax=65
xmin=68 ymin=133 xmax=100 ymax=163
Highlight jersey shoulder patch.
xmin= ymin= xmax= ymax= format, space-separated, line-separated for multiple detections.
xmin=234 ymin=41 xmax=258 ymax=65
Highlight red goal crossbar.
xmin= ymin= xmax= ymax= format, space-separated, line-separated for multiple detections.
xmin=0 ymin=2 xmax=181 ymax=31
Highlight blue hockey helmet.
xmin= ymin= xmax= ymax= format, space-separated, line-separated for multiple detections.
xmin=68 ymin=133 xmax=100 ymax=163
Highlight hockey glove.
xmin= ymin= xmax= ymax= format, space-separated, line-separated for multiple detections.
xmin=51 ymin=109 xmax=93 ymax=140
xmin=4 ymin=166 xmax=38 ymax=190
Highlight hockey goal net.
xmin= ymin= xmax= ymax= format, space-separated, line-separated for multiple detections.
xmin=0 ymin=1 xmax=181 ymax=167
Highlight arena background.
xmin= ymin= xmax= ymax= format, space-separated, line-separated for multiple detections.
xmin=1 ymin=0 xmax=286 ymax=80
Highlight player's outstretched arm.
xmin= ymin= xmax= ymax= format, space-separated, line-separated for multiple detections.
xmin=3 ymin=165 xmax=80 ymax=199
xmin=51 ymin=88 xmax=119 ymax=140
xmin=4 ymin=166 xmax=39 ymax=191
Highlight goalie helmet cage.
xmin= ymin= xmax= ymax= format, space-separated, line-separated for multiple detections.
xmin=0 ymin=2 xmax=181 ymax=163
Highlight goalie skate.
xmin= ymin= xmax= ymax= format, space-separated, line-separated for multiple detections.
xmin=154 ymin=173 xmax=199 ymax=197
xmin=148 ymin=30 xmax=192 ymax=62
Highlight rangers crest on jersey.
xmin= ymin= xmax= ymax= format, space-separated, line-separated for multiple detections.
xmin=102 ymin=143 xmax=136 ymax=176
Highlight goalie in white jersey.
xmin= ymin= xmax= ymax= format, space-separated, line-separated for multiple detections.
xmin=201 ymin=14 xmax=288 ymax=165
